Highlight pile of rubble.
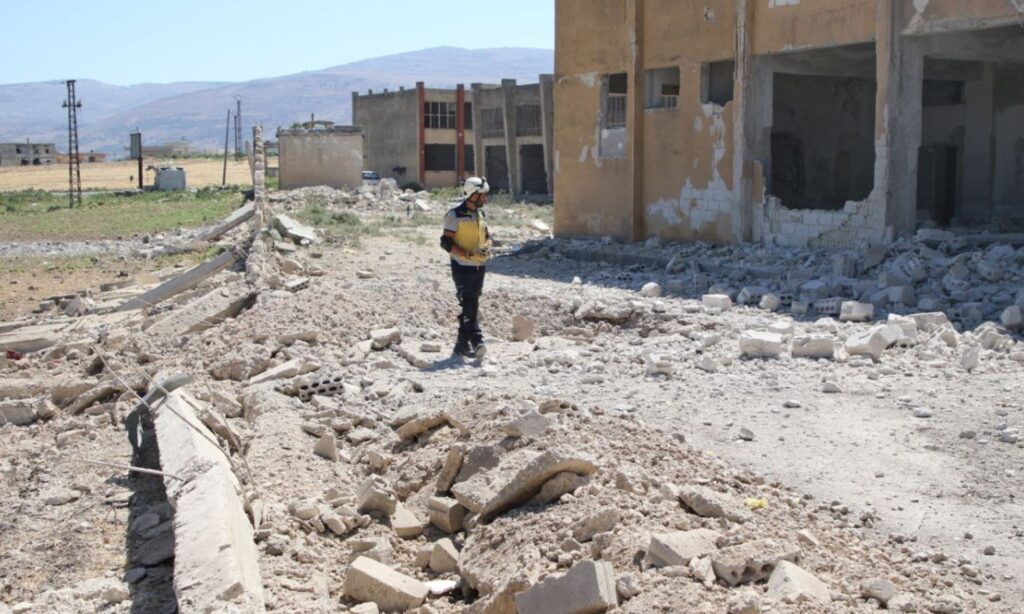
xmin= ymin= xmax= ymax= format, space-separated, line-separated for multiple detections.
xmin=267 ymin=181 xmax=440 ymax=216
xmin=537 ymin=228 xmax=1024 ymax=333
xmin=1 ymin=137 xmax=1019 ymax=611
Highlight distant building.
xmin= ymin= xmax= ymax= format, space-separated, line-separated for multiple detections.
xmin=277 ymin=122 xmax=363 ymax=190
xmin=56 ymin=151 xmax=108 ymax=164
xmin=0 ymin=141 xmax=56 ymax=167
xmin=141 ymin=141 xmax=191 ymax=158
xmin=351 ymin=77 xmax=555 ymax=198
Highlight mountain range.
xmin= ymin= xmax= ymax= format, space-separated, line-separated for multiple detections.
xmin=0 ymin=47 xmax=553 ymax=157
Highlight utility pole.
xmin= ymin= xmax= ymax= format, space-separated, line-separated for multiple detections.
xmin=222 ymin=109 xmax=231 ymax=186
xmin=62 ymin=80 xmax=83 ymax=208
xmin=130 ymin=130 xmax=143 ymax=190
xmin=233 ymin=96 xmax=242 ymax=161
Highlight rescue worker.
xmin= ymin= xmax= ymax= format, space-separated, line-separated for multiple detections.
xmin=440 ymin=176 xmax=492 ymax=358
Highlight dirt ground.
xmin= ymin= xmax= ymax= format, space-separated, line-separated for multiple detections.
xmin=0 ymin=158 xmax=253 ymax=191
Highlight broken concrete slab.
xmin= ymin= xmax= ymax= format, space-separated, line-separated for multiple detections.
xmin=845 ymin=326 xmax=888 ymax=361
xmin=390 ymin=502 xmax=426 ymax=539
xmin=272 ymin=214 xmax=319 ymax=245
xmin=644 ymin=529 xmax=721 ymax=569
xmin=145 ymin=282 xmax=254 ymax=339
xmin=429 ymin=538 xmax=460 ymax=573
xmin=702 ymin=294 xmax=733 ymax=310
xmin=0 ymin=326 xmax=61 ymax=354
xmin=678 ymin=485 xmax=748 ymax=523
xmin=710 ymin=539 xmax=800 ymax=587
xmin=767 ymin=561 xmax=831 ymax=604
xmin=514 ymin=559 xmax=618 ymax=614
xmin=370 ymin=327 xmax=401 ymax=350
xmin=357 ymin=476 xmax=398 ymax=516
xmin=739 ymin=331 xmax=784 ymax=359
xmin=247 ymin=358 xmax=318 ymax=386
xmin=396 ymin=409 xmax=461 ymax=441
xmin=839 ymin=301 xmax=874 ymax=322
xmin=154 ymin=389 xmax=264 ymax=612
xmin=0 ymin=398 xmax=40 ymax=426
xmin=791 ymin=336 xmax=835 ymax=360
xmin=314 ymin=432 xmax=339 ymax=462
xmin=343 ymin=556 xmax=427 ymax=612
xmin=451 ymin=448 xmax=597 ymax=521
xmin=116 ymin=250 xmax=238 ymax=312
xmin=571 ymin=508 xmax=619 ymax=543
xmin=501 ymin=410 xmax=552 ymax=439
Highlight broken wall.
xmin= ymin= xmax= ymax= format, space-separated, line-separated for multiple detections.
xmin=353 ymin=90 xmax=420 ymax=185
xmin=278 ymin=129 xmax=364 ymax=191
xmin=902 ymin=0 xmax=1024 ymax=34
xmin=554 ymin=0 xmax=633 ymax=239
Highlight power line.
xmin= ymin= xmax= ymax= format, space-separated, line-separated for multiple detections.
xmin=62 ymin=80 xmax=83 ymax=209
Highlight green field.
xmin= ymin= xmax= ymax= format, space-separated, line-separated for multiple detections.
xmin=0 ymin=187 xmax=248 ymax=241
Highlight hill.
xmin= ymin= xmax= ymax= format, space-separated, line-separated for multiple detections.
xmin=0 ymin=47 xmax=553 ymax=157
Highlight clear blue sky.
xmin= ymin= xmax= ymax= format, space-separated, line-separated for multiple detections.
xmin=0 ymin=0 xmax=555 ymax=86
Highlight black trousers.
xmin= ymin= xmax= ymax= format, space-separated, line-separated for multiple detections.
xmin=451 ymin=261 xmax=486 ymax=337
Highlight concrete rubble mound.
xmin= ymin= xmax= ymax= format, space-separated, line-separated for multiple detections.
xmin=0 ymin=135 xmax=1017 ymax=613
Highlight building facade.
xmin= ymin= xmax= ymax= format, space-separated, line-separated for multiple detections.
xmin=56 ymin=151 xmax=108 ymax=164
xmin=277 ymin=123 xmax=363 ymax=190
xmin=352 ymin=78 xmax=555 ymax=198
xmin=0 ymin=142 xmax=56 ymax=167
xmin=554 ymin=0 xmax=1024 ymax=247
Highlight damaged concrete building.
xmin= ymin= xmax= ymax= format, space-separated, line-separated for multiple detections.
xmin=352 ymin=78 xmax=555 ymax=198
xmin=277 ymin=121 xmax=364 ymax=190
xmin=553 ymin=0 xmax=1024 ymax=247
xmin=0 ymin=141 xmax=56 ymax=167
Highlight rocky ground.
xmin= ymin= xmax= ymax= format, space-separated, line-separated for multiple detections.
xmin=0 ymin=184 xmax=1021 ymax=613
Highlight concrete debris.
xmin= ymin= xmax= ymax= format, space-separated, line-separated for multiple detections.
xmin=357 ymin=476 xmax=398 ymax=516
xmin=451 ymin=448 xmax=597 ymax=520
xmin=501 ymin=410 xmax=552 ymax=439
xmin=644 ymin=529 xmax=720 ymax=569
xmin=314 ymin=432 xmax=339 ymax=462
xmin=514 ymin=559 xmax=618 ymax=614
xmin=739 ymin=331 xmax=783 ymax=359
xmin=791 ymin=336 xmax=835 ymax=360
xmin=711 ymin=539 xmax=800 ymax=587
xmin=429 ymin=538 xmax=460 ymax=573
xmin=767 ymin=561 xmax=831 ymax=604
xmin=861 ymin=577 xmax=899 ymax=606
xmin=272 ymin=214 xmax=319 ymax=245
xmin=344 ymin=556 xmax=428 ymax=612
xmin=512 ymin=315 xmax=536 ymax=341
xmin=391 ymin=502 xmax=426 ymax=539
xmin=702 ymin=294 xmax=733 ymax=311
xmin=571 ymin=508 xmax=620 ymax=543
xmin=370 ymin=327 xmax=402 ymax=350
xmin=678 ymin=485 xmax=748 ymax=523
xmin=428 ymin=496 xmax=466 ymax=534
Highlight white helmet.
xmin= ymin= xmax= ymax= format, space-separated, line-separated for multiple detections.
xmin=463 ymin=176 xmax=490 ymax=199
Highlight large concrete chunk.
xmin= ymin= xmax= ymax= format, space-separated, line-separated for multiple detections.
xmin=344 ymin=556 xmax=428 ymax=612
xmin=845 ymin=326 xmax=888 ymax=360
xmin=450 ymin=448 xmax=597 ymax=521
xmin=154 ymin=389 xmax=264 ymax=612
xmin=839 ymin=301 xmax=874 ymax=322
xmin=678 ymin=485 xmax=747 ymax=523
xmin=711 ymin=539 xmax=800 ymax=587
xmin=791 ymin=336 xmax=835 ymax=360
xmin=768 ymin=561 xmax=831 ymax=604
xmin=514 ymin=560 xmax=618 ymax=614
xmin=273 ymin=213 xmax=319 ymax=245
xmin=644 ymin=529 xmax=721 ymax=569
xmin=739 ymin=331 xmax=784 ymax=359
xmin=145 ymin=282 xmax=254 ymax=339
xmin=0 ymin=398 xmax=39 ymax=426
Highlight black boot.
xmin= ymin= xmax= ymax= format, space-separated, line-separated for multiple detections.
xmin=453 ymin=329 xmax=473 ymax=357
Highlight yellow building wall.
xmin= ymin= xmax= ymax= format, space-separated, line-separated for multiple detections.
xmin=752 ymin=0 xmax=877 ymax=55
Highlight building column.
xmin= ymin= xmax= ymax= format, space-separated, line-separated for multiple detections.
xmin=876 ymin=0 xmax=923 ymax=234
xmin=456 ymin=84 xmax=466 ymax=184
xmin=470 ymin=84 xmax=485 ymax=180
xmin=733 ymin=0 xmax=756 ymax=243
xmin=416 ymin=81 xmax=426 ymax=187
xmin=501 ymin=78 xmax=520 ymax=199
xmin=627 ymin=0 xmax=645 ymax=241
xmin=539 ymin=74 xmax=556 ymax=196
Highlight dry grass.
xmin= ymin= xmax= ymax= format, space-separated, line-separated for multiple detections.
xmin=0 ymin=158 xmax=253 ymax=191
